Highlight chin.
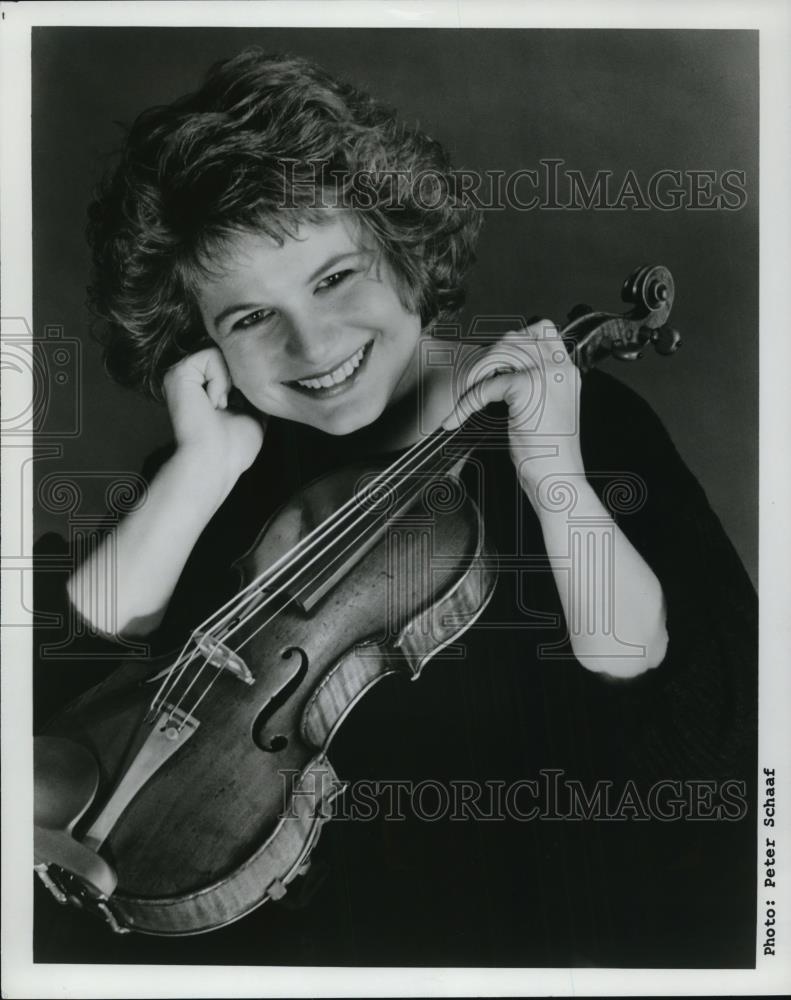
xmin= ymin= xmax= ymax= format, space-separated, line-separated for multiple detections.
xmin=308 ymin=395 xmax=388 ymax=437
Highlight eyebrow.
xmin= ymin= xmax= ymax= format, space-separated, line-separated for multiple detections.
xmin=305 ymin=250 xmax=361 ymax=284
xmin=212 ymin=250 xmax=364 ymax=331
xmin=213 ymin=301 xmax=264 ymax=331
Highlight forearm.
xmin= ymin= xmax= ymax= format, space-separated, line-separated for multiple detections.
xmin=67 ymin=451 xmax=232 ymax=637
xmin=530 ymin=475 xmax=668 ymax=679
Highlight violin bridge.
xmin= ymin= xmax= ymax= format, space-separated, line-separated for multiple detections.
xmin=194 ymin=631 xmax=254 ymax=685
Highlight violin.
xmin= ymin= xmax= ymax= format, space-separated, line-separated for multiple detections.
xmin=34 ymin=264 xmax=680 ymax=935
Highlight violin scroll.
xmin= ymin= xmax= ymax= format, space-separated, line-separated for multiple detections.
xmin=563 ymin=263 xmax=682 ymax=372
xmin=620 ymin=263 xmax=674 ymax=316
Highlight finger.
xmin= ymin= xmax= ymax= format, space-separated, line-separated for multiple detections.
xmin=444 ymin=320 xmax=572 ymax=433
xmin=164 ymin=348 xmax=232 ymax=409
xmin=459 ymin=318 xmax=565 ymax=393
xmin=521 ymin=317 xmax=560 ymax=341
xmin=503 ymin=320 xmax=568 ymax=362
xmin=502 ymin=322 xmax=579 ymax=393
xmin=459 ymin=336 xmax=542 ymax=401
xmin=442 ymin=372 xmax=527 ymax=431
xmin=523 ymin=319 xmax=574 ymax=368
xmin=200 ymin=349 xmax=232 ymax=409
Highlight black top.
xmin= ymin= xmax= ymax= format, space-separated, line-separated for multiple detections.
xmin=33 ymin=368 xmax=758 ymax=968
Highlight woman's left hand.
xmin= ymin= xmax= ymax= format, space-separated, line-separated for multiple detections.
xmin=443 ymin=319 xmax=668 ymax=678
xmin=442 ymin=320 xmax=584 ymax=503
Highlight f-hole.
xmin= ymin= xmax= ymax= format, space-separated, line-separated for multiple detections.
xmin=253 ymin=647 xmax=309 ymax=753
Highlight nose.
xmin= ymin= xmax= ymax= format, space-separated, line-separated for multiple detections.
xmin=282 ymin=309 xmax=340 ymax=369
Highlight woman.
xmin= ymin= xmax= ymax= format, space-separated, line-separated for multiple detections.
xmin=36 ymin=48 xmax=757 ymax=967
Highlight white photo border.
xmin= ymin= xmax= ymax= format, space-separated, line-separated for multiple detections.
xmin=2 ymin=1 xmax=789 ymax=997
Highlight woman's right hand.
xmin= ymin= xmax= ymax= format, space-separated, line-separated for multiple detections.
xmin=162 ymin=347 xmax=267 ymax=490
xmin=68 ymin=348 xmax=266 ymax=638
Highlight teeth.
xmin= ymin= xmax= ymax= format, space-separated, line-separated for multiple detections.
xmin=296 ymin=344 xmax=367 ymax=390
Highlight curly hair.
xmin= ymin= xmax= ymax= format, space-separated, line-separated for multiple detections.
xmin=87 ymin=48 xmax=483 ymax=398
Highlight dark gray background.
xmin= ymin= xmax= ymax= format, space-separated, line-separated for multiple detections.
xmin=32 ymin=27 xmax=758 ymax=585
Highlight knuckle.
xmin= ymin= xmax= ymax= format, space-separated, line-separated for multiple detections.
xmin=464 ymin=360 xmax=490 ymax=392
xmin=526 ymin=318 xmax=558 ymax=340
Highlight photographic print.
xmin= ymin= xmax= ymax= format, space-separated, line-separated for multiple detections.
xmin=2 ymin=2 xmax=789 ymax=997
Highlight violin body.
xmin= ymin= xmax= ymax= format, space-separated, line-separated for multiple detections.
xmin=36 ymin=462 xmax=497 ymax=935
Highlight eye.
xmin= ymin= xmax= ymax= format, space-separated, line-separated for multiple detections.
xmin=316 ymin=269 xmax=354 ymax=292
xmin=232 ymin=308 xmax=274 ymax=332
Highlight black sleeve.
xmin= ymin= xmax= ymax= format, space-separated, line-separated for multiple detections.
xmin=34 ymin=433 xmax=287 ymax=730
xmin=32 ymin=530 xmax=157 ymax=729
xmin=33 ymin=444 xmax=181 ymax=729
xmin=574 ymin=369 xmax=758 ymax=784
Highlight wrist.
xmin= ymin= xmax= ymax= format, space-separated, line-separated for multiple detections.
xmin=167 ymin=446 xmax=240 ymax=512
xmin=518 ymin=460 xmax=590 ymax=520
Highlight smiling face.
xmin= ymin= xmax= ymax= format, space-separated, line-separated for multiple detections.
xmin=196 ymin=213 xmax=424 ymax=436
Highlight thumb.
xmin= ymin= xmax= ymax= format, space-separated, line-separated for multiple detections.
xmin=441 ymin=372 xmax=522 ymax=431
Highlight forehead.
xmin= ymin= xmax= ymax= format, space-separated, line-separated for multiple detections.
xmin=196 ymin=212 xmax=368 ymax=300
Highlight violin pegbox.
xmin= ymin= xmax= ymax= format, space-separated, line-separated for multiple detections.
xmin=619 ymin=263 xmax=681 ymax=356
xmin=563 ymin=264 xmax=681 ymax=371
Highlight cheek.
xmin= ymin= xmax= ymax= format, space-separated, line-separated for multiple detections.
xmin=217 ymin=340 xmax=282 ymax=400
xmin=338 ymin=273 xmax=417 ymax=331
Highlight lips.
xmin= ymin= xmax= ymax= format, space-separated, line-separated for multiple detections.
xmin=284 ymin=340 xmax=374 ymax=398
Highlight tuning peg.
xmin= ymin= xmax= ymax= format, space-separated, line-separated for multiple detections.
xmin=611 ymin=344 xmax=644 ymax=362
xmin=652 ymin=326 xmax=682 ymax=355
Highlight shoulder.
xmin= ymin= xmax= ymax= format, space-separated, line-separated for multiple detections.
xmin=578 ymin=367 xmax=705 ymax=500
xmin=580 ymin=367 xmax=673 ymax=440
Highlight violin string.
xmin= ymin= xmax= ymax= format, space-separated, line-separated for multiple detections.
xmin=151 ymin=414 xmax=485 ymax=728
xmin=145 ymin=642 xmax=201 ymax=719
xmin=174 ymin=658 xmax=226 ymax=729
xmin=147 ymin=635 xmax=237 ymax=721
xmin=146 ymin=426 xmax=452 ymax=718
xmin=165 ymin=440 xmax=454 ymax=723
xmin=147 ymin=588 xmax=271 ymax=719
xmin=167 ymin=651 xmax=224 ymax=728
xmin=150 ymin=422 xmax=461 ymax=715
xmin=198 ymin=422 xmax=454 ymax=637
xmin=159 ymin=641 xmax=222 ymax=723
xmin=204 ymin=420 xmax=466 ymax=655
xmin=170 ymin=420 xmax=477 ymax=728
